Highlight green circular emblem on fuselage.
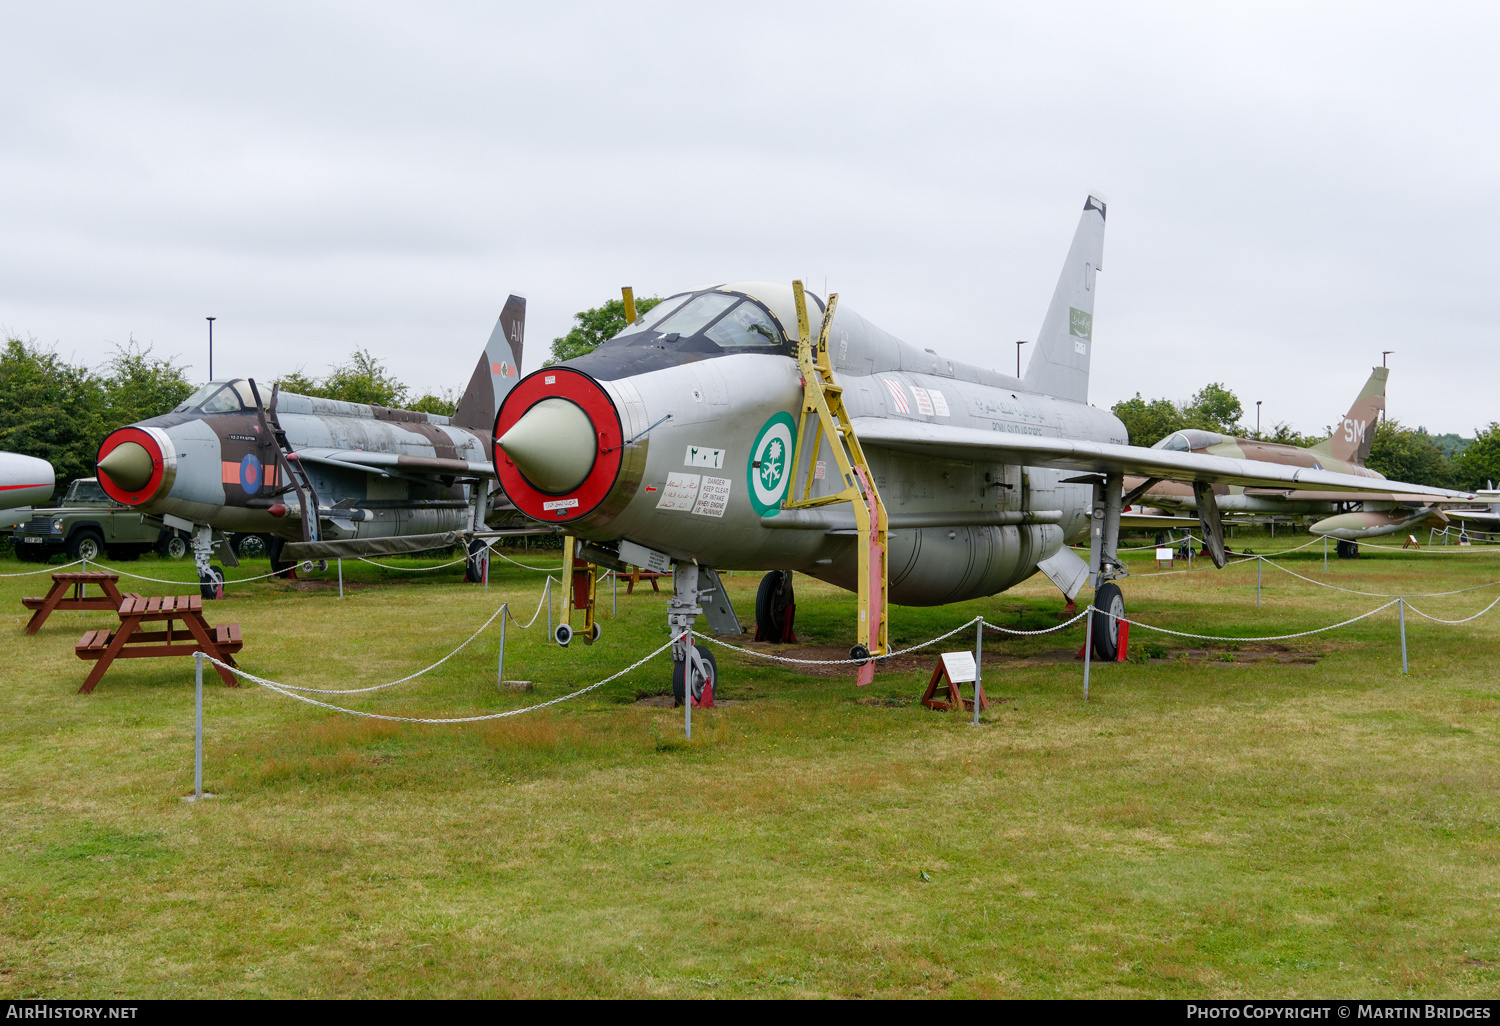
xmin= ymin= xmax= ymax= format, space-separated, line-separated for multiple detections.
xmin=748 ymin=411 xmax=797 ymax=516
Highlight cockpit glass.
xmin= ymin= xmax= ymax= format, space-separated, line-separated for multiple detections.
xmin=1154 ymin=429 xmax=1223 ymax=452
xmin=608 ymin=293 xmax=692 ymax=342
xmin=174 ymin=383 xmax=220 ymax=412
xmin=652 ymin=293 xmax=737 ymax=338
xmin=200 ymin=385 xmax=245 ymax=414
xmin=704 ymin=300 xmax=782 ymax=347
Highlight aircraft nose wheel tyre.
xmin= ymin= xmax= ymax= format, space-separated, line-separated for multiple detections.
xmin=1336 ymin=540 xmax=1360 ymax=559
xmin=672 ymin=643 xmax=718 ymax=707
xmin=199 ymin=565 xmax=225 ymax=601
xmin=1091 ymin=582 xmax=1126 ymax=662
xmin=67 ymin=530 xmax=104 ymax=563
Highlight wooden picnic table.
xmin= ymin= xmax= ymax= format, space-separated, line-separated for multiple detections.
xmin=626 ymin=568 xmax=667 ymax=594
xmin=22 ymin=572 xmax=133 ymax=635
xmin=75 ymin=593 xmax=244 ymax=694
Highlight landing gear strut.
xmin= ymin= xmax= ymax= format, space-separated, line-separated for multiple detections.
xmin=667 ymin=564 xmax=716 ymax=707
xmin=191 ymin=525 xmax=224 ymax=600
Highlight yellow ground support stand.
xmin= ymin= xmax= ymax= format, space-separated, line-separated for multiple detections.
xmin=783 ymin=281 xmax=889 ymax=684
xmin=558 ymin=537 xmax=600 ymax=646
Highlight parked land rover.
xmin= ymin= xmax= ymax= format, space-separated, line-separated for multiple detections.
xmin=11 ymin=478 xmax=189 ymax=562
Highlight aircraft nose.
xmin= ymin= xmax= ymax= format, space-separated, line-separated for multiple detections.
xmin=497 ymin=398 xmax=597 ymax=493
xmin=98 ymin=441 xmax=155 ymax=491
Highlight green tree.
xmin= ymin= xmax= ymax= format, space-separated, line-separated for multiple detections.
xmin=1254 ymin=422 xmax=1316 ymax=447
xmin=276 ymin=351 xmax=410 ymax=407
xmin=546 ymin=296 xmax=663 ymax=365
xmin=409 ymin=389 xmax=458 ymax=417
xmin=1365 ymin=419 xmax=1456 ymax=488
xmin=100 ymin=337 xmax=194 ymax=431
xmin=0 ymin=336 xmax=106 ymax=491
xmin=1453 ymin=422 xmax=1500 ymax=491
xmin=1182 ymin=382 xmax=1243 ymax=433
xmin=1111 ymin=393 xmax=1185 ymax=447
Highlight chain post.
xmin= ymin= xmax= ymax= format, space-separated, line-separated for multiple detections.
xmin=498 ymin=603 xmax=507 ymax=686
xmin=972 ymin=616 xmax=983 ymax=726
xmin=1082 ymin=605 xmax=1094 ymax=701
xmin=193 ymin=652 xmax=204 ymax=799
xmin=1399 ymin=598 xmax=1408 ymax=675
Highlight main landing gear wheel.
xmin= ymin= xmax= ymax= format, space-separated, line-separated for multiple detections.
xmin=672 ymin=643 xmax=718 ymax=707
xmin=754 ymin=570 xmax=796 ymax=643
xmin=266 ymin=536 xmax=294 ymax=579
xmin=1091 ymin=582 xmax=1125 ymax=662
xmin=465 ymin=538 xmax=488 ymax=583
xmin=199 ymin=565 xmax=225 ymax=601
xmin=1336 ymin=540 xmax=1360 ymax=559
xmin=159 ymin=532 xmax=189 ymax=560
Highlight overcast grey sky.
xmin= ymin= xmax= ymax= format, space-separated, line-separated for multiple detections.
xmin=2 ymin=2 xmax=1495 ymax=436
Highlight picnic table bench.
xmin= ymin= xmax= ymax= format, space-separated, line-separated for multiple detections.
xmin=75 ymin=593 xmax=244 ymax=694
xmin=22 ymin=572 xmax=135 ymax=635
xmin=626 ymin=568 xmax=667 ymax=594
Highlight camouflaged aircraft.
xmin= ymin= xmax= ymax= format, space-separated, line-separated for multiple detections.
xmin=92 ymin=297 xmax=532 ymax=593
xmin=1126 ymin=368 xmax=1478 ymax=556
xmin=489 ymin=196 xmax=1473 ymax=699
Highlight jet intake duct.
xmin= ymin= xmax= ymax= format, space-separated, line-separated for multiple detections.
xmin=96 ymin=426 xmax=176 ymax=506
xmin=494 ymin=368 xmax=624 ymax=524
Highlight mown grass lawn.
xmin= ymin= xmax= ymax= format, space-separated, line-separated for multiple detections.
xmin=0 ymin=534 xmax=1497 ymax=998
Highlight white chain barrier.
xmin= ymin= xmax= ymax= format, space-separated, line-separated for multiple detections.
xmin=490 ymin=549 xmax=563 ymax=572
xmin=1254 ymin=556 xmax=1500 ymax=598
xmin=506 ymin=579 xmax=553 ymax=630
xmin=0 ymin=557 xmax=87 ymax=577
xmin=357 ymin=554 xmax=470 ymax=571
xmin=1402 ymin=593 xmax=1500 ymax=624
xmin=251 ymin=605 xmax=509 ymax=694
xmin=94 ymin=562 xmax=290 ymax=586
xmin=1101 ymin=599 xmax=1403 ymax=642
xmin=206 ymin=640 xmax=676 ymax=724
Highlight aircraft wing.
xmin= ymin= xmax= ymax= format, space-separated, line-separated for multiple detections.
xmin=290 ymin=448 xmax=496 ymax=479
xmin=849 ymin=419 xmax=1474 ymax=501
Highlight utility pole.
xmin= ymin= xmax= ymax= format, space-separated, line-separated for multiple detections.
xmin=1016 ymin=339 xmax=1028 ymax=378
xmin=206 ymin=317 xmax=216 ymax=380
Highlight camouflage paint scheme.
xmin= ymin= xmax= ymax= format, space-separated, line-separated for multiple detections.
xmin=93 ymin=297 xmax=528 ymax=575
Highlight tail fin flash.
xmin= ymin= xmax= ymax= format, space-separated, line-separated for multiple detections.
xmin=1022 ymin=195 xmax=1107 ymax=403
xmin=1308 ymin=366 xmax=1386 ymax=465
xmin=453 ymin=295 xmax=526 ymax=458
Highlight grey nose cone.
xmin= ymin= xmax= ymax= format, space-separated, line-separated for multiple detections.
xmin=98 ymin=441 xmax=154 ymax=491
xmin=498 ymin=398 xmax=596 ymax=493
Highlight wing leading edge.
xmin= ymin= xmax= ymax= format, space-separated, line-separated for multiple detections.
xmin=849 ymin=418 xmax=1473 ymax=502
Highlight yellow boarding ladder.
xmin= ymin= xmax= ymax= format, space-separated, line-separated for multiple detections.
xmin=783 ymin=281 xmax=889 ymax=684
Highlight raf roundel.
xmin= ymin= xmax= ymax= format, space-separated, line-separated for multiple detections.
xmin=747 ymin=411 xmax=797 ymax=516
xmin=239 ymin=453 xmax=262 ymax=495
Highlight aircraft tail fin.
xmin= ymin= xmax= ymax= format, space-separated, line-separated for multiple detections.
xmin=1022 ymin=195 xmax=1107 ymax=403
xmin=453 ymin=294 xmax=526 ymax=458
xmin=1307 ymin=366 xmax=1386 ymax=465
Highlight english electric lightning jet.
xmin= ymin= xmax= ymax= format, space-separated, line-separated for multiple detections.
xmin=0 ymin=452 xmax=55 ymax=529
xmin=91 ymin=298 xmax=533 ymax=593
xmin=490 ymin=196 xmax=1471 ymax=697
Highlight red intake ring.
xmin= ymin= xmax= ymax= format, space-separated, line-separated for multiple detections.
xmin=96 ymin=427 xmax=167 ymax=506
xmin=494 ymin=368 xmax=623 ymax=523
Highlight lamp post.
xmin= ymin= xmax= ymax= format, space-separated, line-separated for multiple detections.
xmin=1016 ymin=339 xmax=1029 ymax=378
xmin=1256 ymin=400 xmax=1262 ymax=437
xmin=206 ymin=317 xmax=216 ymax=380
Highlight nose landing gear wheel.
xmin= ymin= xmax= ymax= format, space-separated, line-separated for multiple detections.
xmin=672 ymin=643 xmax=718 ymax=707
xmin=1091 ymin=582 xmax=1125 ymax=662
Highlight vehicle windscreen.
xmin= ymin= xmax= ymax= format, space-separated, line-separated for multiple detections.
xmin=704 ymin=300 xmax=783 ymax=347
xmin=66 ymin=480 xmax=110 ymax=503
